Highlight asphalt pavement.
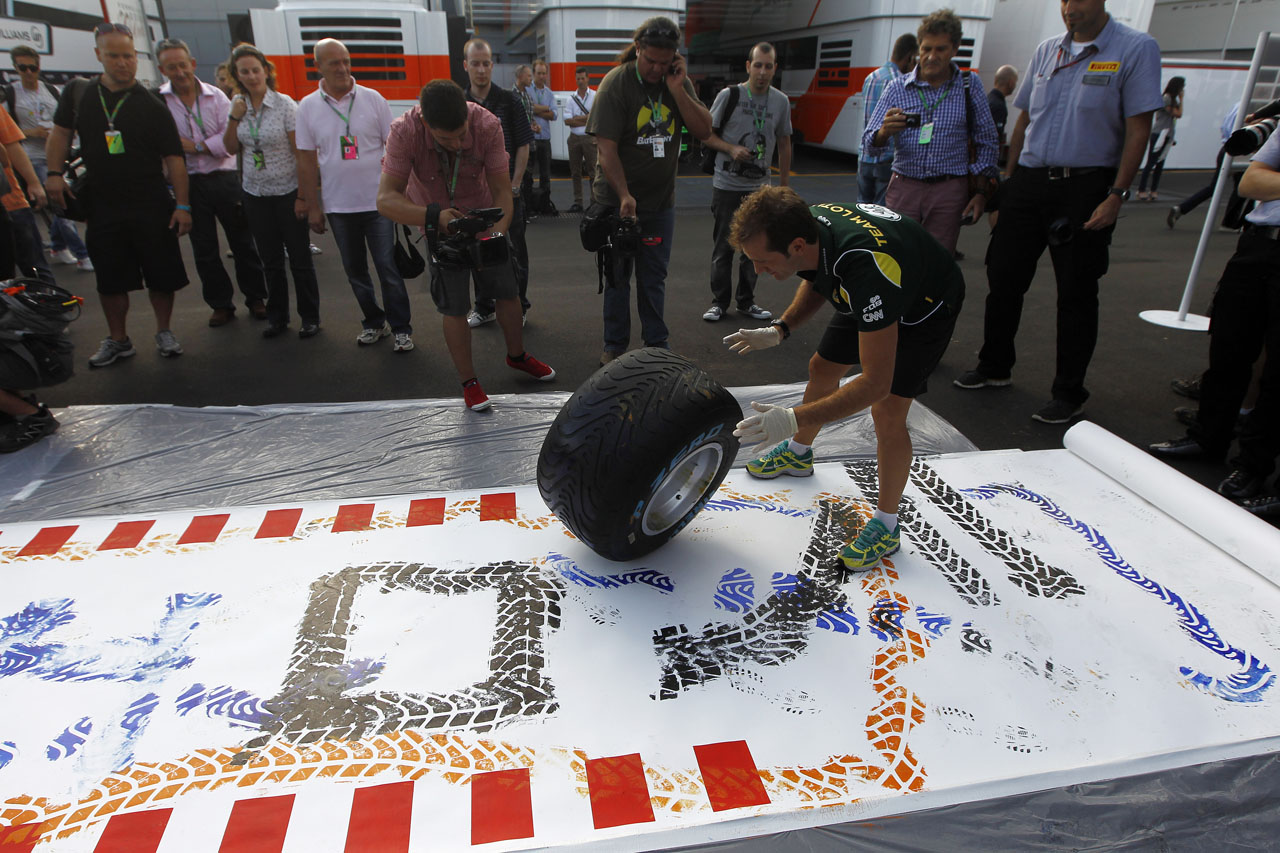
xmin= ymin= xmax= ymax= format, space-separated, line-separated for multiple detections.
xmin=38 ymin=150 xmax=1249 ymax=494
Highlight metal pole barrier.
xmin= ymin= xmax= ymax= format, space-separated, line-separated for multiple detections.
xmin=1140 ymin=30 xmax=1270 ymax=331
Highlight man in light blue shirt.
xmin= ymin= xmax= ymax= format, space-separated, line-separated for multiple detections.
xmin=857 ymin=34 xmax=917 ymax=204
xmin=1149 ymin=130 xmax=1280 ymax=513
xmin=526 ymin=60 xmax=557 ymax=209
xmin=955 ymin=0 xmax=1163 ymax=425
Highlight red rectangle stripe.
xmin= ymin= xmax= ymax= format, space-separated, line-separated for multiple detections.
xmin=17 ymin=525 xmax=77 ymax=557
xmin=218 ymin=793 xmax=295 ymax=853
xmin=471 ymin=767 xmax=534 ymax=845
xmin=98 ymin=520 xmax=156 ymax=551
xmin=406 ymin=498 xmax=445 ymax=527
xmin=255 ymin=508 xmax=303 ymax=539
xmin=479 ymin=492 xmax=517 ymax=521
xmin=92 ymin=808 xmax=173 ymax=852
xmin=344 ymin=780 xmax=414 ymax=852
xmin=333 ymin=503 xmax=375 ymax=533
xmin=586 ymin=753 xmax=655 ymax=829
xmin=693 ymin=740 xmax=770 ymax=812
xmin=0 ymin=822 xmax=41 ymax=852
xmin=177 ymin=514 xmax=230 ymax=545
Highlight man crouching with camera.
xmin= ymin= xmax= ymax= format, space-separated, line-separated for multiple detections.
xmin=378 ymin=79 xmax=555 ymax=411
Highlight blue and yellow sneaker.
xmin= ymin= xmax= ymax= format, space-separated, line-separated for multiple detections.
xmin=839 ymin=518 xmax=901 ymax=571
xmin=746 ymin=440 xmax=814 ymax=479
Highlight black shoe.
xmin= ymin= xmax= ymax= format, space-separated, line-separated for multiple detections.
xmin=1174 ymin=406 xmax=1198 ymax=429
xmin=1031 ymin=399 xmax=1084 ymax=424
xmin=1239 ymin=493 xmax=1280 ymax=518
xmin=1171 ymin=375 xmax=1201 ymax=400
xmin=298 ymin=323 xmax=321 ymax=339
xmin=954 ymin=368 xmax=1012 ymax=390
xmin=1218 ymin=469 xmax=1265 ymax=500
xmin=262 ymin=323 xmax=288 ymax=338
xmin=1149 ymin=436 xmax=1210 ymax=459
xmin=0 ymin=405 xmax=59 ymax=453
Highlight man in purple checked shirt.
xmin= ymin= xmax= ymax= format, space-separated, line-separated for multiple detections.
xmin=860 ymin=8 xmax=998 ymax=257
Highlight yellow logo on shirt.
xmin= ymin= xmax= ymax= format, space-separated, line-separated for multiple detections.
xmin=1087 ymin=61 xmax=1120 ymax=72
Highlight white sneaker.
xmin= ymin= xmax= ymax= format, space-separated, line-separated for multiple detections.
xmin=702 ymin=305 xmax=724 ymax=321
xmin=76 ymin=257 xmax=95 ymax=272
xmin=50 ymin=248 xmax=76 ymax=265
xmin=467 ymin=310 xmax=496 ymax=328
xmin=155 ymin=329 xmax=183 ymax=358
xmin=740 ymin=304 xmax=772 ymax=320
xmin=392 ymin=332 xmax=414 ymax=352
xmin=356 ymin=324 xmax=391 ymax=346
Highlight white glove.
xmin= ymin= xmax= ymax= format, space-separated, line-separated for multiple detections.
xmin=723 ymin=325 xmax=782 ymax=355
xmin=734 ymin=401 xmax=798 ymax=453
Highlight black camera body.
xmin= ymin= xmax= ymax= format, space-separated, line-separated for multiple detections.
xmin=903 ymin=112 xmax=923 ymax=128
xmin=726 ymin=160 xmax=768 ymax=179
xmin=435 ymin=207 xmax=510 ymax=270
xmin=611 ymin=216 xmax=642 ymax=258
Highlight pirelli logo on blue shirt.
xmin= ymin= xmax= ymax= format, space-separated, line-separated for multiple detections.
xmin=1087 ymin=61 xmax=1121 ymax=72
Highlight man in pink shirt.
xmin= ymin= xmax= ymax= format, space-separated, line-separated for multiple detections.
xmin=378 ymin=79 xmax=555 ymax=411
xmin=156 ymin=38 xmax=266 ymax=327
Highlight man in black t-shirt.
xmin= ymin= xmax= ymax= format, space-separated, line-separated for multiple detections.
xmin=722 ymin=186 xmax=964 ymax=573
xmin=462 ymin=38 xmax=533 ymax=327
xmin=45 ymin=22 xmax=191 ymax=368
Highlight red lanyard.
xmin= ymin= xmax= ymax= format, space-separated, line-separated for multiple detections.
xmin=1051 ymin=43 xmax=1099 ymax=76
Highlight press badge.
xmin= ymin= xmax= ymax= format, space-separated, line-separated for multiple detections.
xmin=652 ymin=138 xmax=665 ymax=158
xmin=1082 ymin=74 xmax=1111 ymax=86
xmin=918 ymin=122 xmax=934 ymax=145
xmin=341 ymin=134 xmax=359 ymax=160
xmin=105 ymin=130 xmax=125 ymax=154
xmin=252 ymin=149 xmax=266 ymax=170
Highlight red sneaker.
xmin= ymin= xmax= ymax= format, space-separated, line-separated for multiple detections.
xmin=506 ymin=352 xmax=556 ymax=381
xmin=463 ymin=381 xmax=491 ymax=411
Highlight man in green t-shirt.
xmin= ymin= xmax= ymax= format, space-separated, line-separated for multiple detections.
xmin=723 ymin=186 xmax=965 ymax=570
xmin=586 ymin=16 xmax=712 ymax=364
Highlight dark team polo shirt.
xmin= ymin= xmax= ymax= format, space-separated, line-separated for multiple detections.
xmin=799 ymin=202 xmax=963 ymax=331
xmin=53 ymin=78 xmax=182 ymax=208
xmin=466 ymin=85 xmax=533 ymax=179
xmin=587 ymin=61 xmax=699 ymax=212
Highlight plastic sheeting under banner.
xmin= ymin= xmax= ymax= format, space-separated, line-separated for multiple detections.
xmin=0 ymin=409 xmax=1278 ymax=851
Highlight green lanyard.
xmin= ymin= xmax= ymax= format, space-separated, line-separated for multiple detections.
xmin=635 ymin=63 xmax=664 ymax=130
xmin=438 ymin=145 xmax=461 ymax=202
xmin=322 ymin=88 xmax=356 ymax=136
xmin=743 ymin=86 xmax=767 ymax=159
xmin=97 ymin=85 xmax=131 ymax=131
xmin=244 ymin=100 xmax=265 ymax=149
xmin=184 ymin=96 xmax=205 ymax=138
xmin=913 ymin=74 xmax=954 ymax=117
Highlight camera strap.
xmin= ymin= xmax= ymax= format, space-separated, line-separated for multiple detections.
xmin=425 ymin=203 xmax=442 ymax=257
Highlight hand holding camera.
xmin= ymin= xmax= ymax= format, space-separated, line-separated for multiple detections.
xmin=435 ymin=207 xmax=510 ymax=270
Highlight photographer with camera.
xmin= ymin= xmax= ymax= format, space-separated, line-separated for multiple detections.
xmin=860 ymin=9 xmax=998 ymax=256
xmin=378 ymin=80 xmax=555 ymax=412
xmin=1149 ymin=123 xmax=1280 ymax=518
xmin=587 ymin=16 xmax=712 ymax=365
xmin=699 ymin=42 xmax=792 ymax=325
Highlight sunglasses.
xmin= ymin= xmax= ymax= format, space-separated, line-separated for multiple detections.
xmin=15 ymin=64 xmax=38 ymax=72
xmin=640 ymin=26 xmax=679 ymax=47
xmin=94 ymin=21 xmax=133 ymax=37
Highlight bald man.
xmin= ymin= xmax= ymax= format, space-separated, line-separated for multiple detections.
xmin=988 ymin=64 xmax=1018 ymax=164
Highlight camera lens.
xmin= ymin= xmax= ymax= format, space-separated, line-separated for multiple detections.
xmin=1047 ymin=216 xmax=1074 ymax=247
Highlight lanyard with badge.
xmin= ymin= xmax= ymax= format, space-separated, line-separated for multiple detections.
xmin=184 ymin=96 xmax=205 ymax=147
xmin=1051 ymin=42 xmax=1099 ymax=76
xmin=743 ymin=87 xmax=767 ymax=160
xmin=636 ymin=63 xmax=666 ymax=158
xmin=436 ymin=140 xmax=461 ymax=204
xmin=323 ymin=88 xmax=359 ymax=160
xmin=98 ymin=85 xmax=130 ymax=154
xmin=912 ymin=75 xmax=954 ymax=145
xmin=244 ymin=102 xmax=267 ymax=170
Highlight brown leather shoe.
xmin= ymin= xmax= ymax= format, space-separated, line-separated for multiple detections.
xmin=247 ymin=299 xmax=268 ymax=320
xmin=208 ymin=307 xmax=235 ymax=327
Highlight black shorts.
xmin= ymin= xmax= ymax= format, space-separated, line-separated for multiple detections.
xmin=85 ymin=201 xmax=189 ymax=296
xmin=817 ymin=303 xmax=960 ymax=398
xmin=428 ymin=251 xmax=519 ymax=317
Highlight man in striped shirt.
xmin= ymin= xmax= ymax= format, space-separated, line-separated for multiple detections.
xmin=857 ymin=33 xmax=917 ymax=205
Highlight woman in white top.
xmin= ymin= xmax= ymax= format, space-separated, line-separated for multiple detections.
xmin=222 ymin=43 xmax=321 ymax=338
xmin=1137 ymin=76 xmax=1184 ymax=202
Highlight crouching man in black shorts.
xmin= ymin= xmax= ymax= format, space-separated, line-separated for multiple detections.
xmin=722 ymin=186 xmax=964 ymax=570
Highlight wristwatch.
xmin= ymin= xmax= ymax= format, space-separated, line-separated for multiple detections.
xmin=770 ymin=318 xmax=790 ymax=340
xmin=1107 ymin=186 xmax=1131 ymax=202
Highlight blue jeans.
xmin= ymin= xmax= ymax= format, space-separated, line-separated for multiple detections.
xmin=327 ymin=211 xmax=411 ymax=334
xmin=603 ymin=206 xmax=674 ymax=353
xmin=10 ymin=208 xmax=54 ymax=284
xmin=857 ymin=158 xmax=893 ymax=205
xmin=31 ymin=160 xmax=88 ymax=258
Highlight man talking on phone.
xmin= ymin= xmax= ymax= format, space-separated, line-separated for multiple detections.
xmin=587 ymin=16 xmax=712 ymax=364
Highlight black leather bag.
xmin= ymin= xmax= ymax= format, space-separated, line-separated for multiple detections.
xmin=579 ymin=201 xmax=615 ymax=252
xmin=393 ymin=223 xmax=425 ymax=279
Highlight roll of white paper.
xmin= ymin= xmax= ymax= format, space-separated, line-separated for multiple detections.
xmin=1064 ymin=421 xmax=1280 ymax=587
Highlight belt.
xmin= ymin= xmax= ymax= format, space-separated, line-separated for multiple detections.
xmin=895 ymin=173 xmax=966 ymax=184
xmin=1023 ymin=166 xmax=1108 ymax=180
xmin=1244 ymin=223 xmax=1280 ymax=241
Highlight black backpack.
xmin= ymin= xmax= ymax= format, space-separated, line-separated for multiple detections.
xmin=699 ymin=84 xmax=742 ymax=175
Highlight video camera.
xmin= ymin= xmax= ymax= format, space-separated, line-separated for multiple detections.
xmin=433 ymin=207 xmax=510 ymax=271
xmin=610 ymin=215 xmax=642 ymax=258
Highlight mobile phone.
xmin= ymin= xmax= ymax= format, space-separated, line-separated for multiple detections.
xmin=903 ymin=112 xmax=922 ymax=128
